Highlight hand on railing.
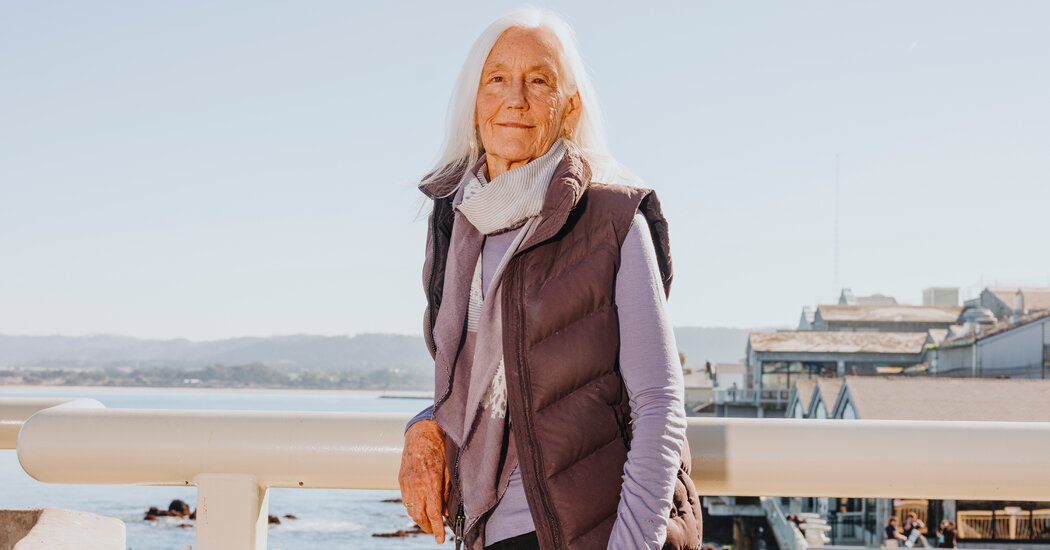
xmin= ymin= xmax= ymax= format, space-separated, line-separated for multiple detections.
xmin=398 ymin=419 xmax=451 ymax=544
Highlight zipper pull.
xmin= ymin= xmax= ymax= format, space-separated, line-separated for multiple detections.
xmin=454 ymin=504 xmax=465 ymax=550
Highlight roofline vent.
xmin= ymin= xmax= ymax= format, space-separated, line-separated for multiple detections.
xmin=1010 ymin=289 xmax=1027 ymax=325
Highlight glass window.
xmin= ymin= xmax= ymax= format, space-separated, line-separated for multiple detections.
xmin=843 ymin=402 xmax=858 ymax=420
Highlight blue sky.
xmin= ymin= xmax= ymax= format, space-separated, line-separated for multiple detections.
xmin=2 ymin=1 xmax=1048 ymax=340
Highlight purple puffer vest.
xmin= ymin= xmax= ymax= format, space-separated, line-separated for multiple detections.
xmin=420 ymin=151 xmax=702 ymax=550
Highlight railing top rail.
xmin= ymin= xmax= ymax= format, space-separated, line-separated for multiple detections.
xmin=12 ymin=407 xmax=1050 ymax=501
xmin=687 ymin=417 xmax=1050 ymax=501
xmin=0 ymin=397 xmax=104 ymax=449
xmin=17 ymin=408 xmax=408 ymax=490
xmin=9 ymin=399 xmax=1050 ymax=550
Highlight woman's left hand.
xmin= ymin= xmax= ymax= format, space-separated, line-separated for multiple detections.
xmin=398 ymin=419 xmax=451 ymax=544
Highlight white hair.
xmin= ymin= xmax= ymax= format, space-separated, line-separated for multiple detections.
xmin=422 ymin=8 xmax=624 ymax=190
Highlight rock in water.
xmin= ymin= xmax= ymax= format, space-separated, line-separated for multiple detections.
xmin=373 ymin=526 xmax=427 ymax=538
xmin=168 ymin=499 xmax=191 ymax=517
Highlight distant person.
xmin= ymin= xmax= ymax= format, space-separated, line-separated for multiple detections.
xmin=885 ymin=517 xmax=907 ymax=547
xmin=936 ymin=520 xmax=956 ymax=548
xmin=903 ymin=513 xmax=929 ymax=548
xmin=395 ymin=8 xmax=701 ymax=550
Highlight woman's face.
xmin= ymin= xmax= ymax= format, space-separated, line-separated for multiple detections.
xmin=475 ymin=26 xmax=580 ymax=177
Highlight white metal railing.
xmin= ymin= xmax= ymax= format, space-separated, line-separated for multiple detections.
xmin=0 ymin=397 xmax=104 ymax=449
xmin=6 ymin=400 xmax=1050 ymax=550
xmin=685 ymin=417 xmax=1050 ymax=501
xmin=957 ymin=509 xmax=1050 ymax=540
xmin=15 ymin=407 xmax=407 ymax=550
xmin=712 ymin=388 xmax=792 ymax=406
xmin=764 ymin=496 xmax=808 ymax=550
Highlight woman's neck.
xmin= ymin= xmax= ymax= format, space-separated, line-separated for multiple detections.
xmin=483 ymin=139 xmax=564 ymax=180
xmin=483 ymin=154 xmax=530 ymax=180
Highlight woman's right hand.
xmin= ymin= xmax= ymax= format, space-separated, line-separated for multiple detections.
xmin=398 ymin=418 xmax=451 ymax=544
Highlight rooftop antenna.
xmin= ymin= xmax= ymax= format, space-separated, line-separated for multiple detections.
xmin=834 ymin=153 xmax=840 ymax=295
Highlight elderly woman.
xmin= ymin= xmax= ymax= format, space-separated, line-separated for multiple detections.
xmin=399 ymin=9 xmax=701 ymax=550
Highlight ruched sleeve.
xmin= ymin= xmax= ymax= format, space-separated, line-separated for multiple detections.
xmin=607 ymin=212 xmax=688 ymax=549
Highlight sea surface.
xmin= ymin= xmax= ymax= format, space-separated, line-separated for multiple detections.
xmin=0 ymin=386 xmax=450 ymax=549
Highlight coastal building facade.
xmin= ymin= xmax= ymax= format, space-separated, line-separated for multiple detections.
xmin=825 ymin=377 xmax=1050 ymax=547
xmin=930 ymin=312 xmax=1050 ymax=378
xmin=709 ymin=285 xmax=1050 ymax=548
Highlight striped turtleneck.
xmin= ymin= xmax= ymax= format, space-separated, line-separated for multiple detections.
xmin=455 ymin=139 xmax=566 ymax=235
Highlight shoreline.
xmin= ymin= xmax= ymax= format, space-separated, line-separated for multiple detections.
xmin=0 ymin=384 xmax=433 ymax=398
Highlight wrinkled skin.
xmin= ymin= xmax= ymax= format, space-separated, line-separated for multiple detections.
xmin=475 ymin=26 xmax=580 ymax=180
xmin=398 ymin=419 xmax=451 ymax=543
xmin=399 ymin=24 xmax=581 ymax=545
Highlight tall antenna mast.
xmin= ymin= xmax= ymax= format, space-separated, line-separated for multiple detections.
xmin=834 ymin=154 xmax=840 ymax=294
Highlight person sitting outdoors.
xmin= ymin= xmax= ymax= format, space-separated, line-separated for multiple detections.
xmin=902 ymin=513 xmax=929 ymax=548
xmin=885 ymin=517 xmax=908 ymax=547
xmin=936 ymin=520 xmax=957 ymax=548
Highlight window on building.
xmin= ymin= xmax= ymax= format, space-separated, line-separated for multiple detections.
xmin=815 ymin=403 xmax=827 ymax=419
xmin=1043 ymin=322 xmax=1049 ymax=378
xmin=761 ymin=361 xmax=835 ymax=390
xmin=842 ymin=402 xmax=858 ymax=419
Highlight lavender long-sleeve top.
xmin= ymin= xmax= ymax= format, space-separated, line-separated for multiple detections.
xmin=409 ymin=212 xmax=687 ymax=549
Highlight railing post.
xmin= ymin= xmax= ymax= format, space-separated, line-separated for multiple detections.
xmin=195 ymin=474 xmax=269 ymax=550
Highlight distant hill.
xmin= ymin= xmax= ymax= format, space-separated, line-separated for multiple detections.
xmin=0 ymin=333 xmax=433 ymax=372
xmin=0 ymin=327 xmax=775 ymax=371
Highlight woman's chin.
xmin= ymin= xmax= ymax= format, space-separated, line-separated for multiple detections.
xmin=486 ymin=143 xmax=555 ymax=167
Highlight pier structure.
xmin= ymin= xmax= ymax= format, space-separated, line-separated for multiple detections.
xmin=3 ymin=398 xmax=1050 ymax=550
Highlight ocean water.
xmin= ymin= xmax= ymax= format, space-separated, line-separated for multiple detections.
xmin=0 ymin=386 xmax=451 ymax=549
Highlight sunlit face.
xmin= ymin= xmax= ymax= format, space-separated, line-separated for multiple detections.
xmin=475 ymin=26 xmax=581 ymax=178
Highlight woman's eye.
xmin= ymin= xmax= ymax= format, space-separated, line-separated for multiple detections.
xmin=490 ymin=75 xmax=504 ymax=83
xmin=532 ymin=78 xmax=546 ymax=85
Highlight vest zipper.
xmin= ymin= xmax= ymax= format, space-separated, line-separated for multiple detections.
xmin=453 ymin=502 xmax=465 ymax=550
xmin=454 ymin=452 xmax=482 ymax=548
xmin=510 ymin=263 xmax=562 ymax=548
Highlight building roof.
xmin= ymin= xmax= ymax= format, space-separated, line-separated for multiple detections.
xmin=713 ymin=363 xmax=745 ymax=374
xmin=839 ymin=288 xmax=898 ymax=306
xmin=808 ymin=378 xmax=845 ymax=417
xmin=976 ymin=310 xmax=1050 ymax=342
xmin=815 ymin=378 xmax=844 ymax=404
xmin=926 ymin=329 xmax=948 ymax=345
xmin=749 ymin=331 xmax=929 ymax=355
xmin=816 ymin=304 xmax=963 ymax=323
xmin=940 ymin=311 xmax=1050 ymax=347
xmin=946 ymin=324 xmax=970 ymax=340
xmin=987 ymin=287 xmax=1050 ymax=312
xmin=793 ymin=379 xmax=817 ymax=409
xmin=682 ymin=368 xmax=712 ymax=389
xmin=798 ymin=307 xmax=816 ymax=330
xmin=839 ymin=376 xmax=1050 ymax=421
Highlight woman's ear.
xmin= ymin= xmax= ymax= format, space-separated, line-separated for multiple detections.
xmin=563 ymin=90 xmax=582 ymax=135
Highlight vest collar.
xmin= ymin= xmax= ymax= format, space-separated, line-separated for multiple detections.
xmin=419 ymin=147 xmax=592 ymax=249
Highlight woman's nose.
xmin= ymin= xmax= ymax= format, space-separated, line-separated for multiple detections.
xmin=505 ymin=78 xmax=527 ymax=109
